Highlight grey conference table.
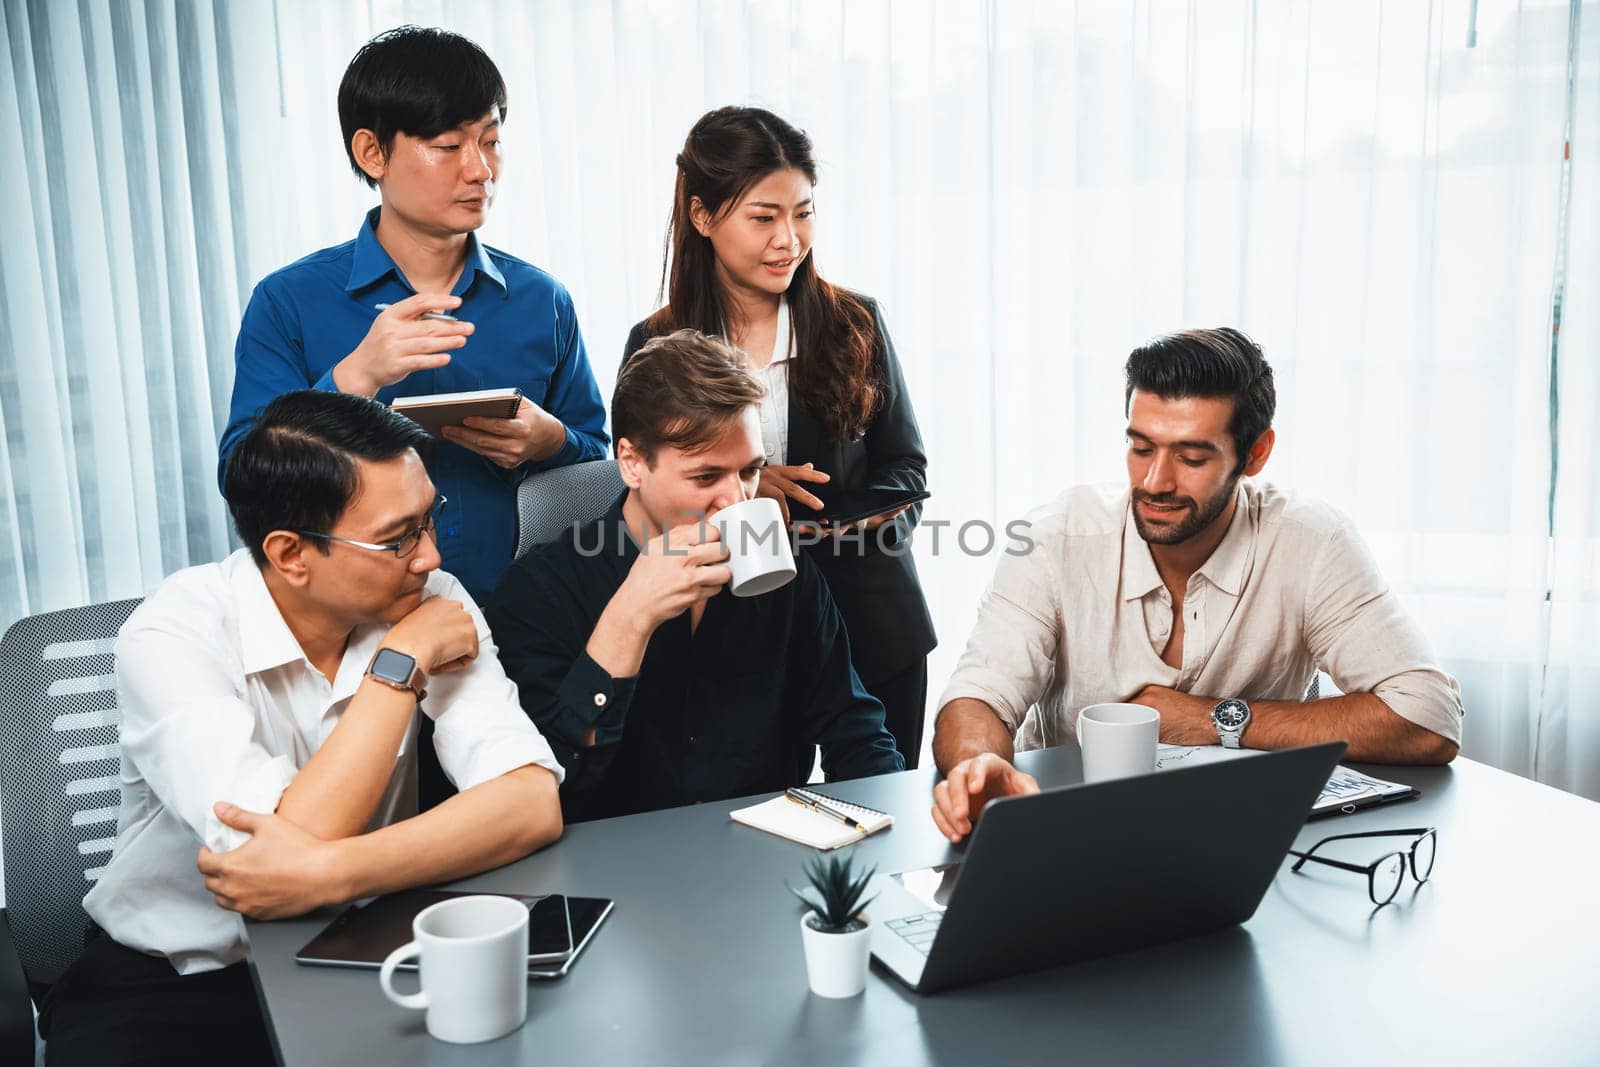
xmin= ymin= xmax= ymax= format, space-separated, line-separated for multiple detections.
xmin=246 ymin=748 xmax=1600 ymax=1066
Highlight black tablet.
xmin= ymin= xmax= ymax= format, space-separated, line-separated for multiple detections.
xmin=294 ymin=890 xmax=614 ymax=979
xmin=789 ymin=486 xmax=930 ymax=528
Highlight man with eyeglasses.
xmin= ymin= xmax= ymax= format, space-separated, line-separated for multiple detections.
xmin=39 ymin=390 xmax=565 ymax=1067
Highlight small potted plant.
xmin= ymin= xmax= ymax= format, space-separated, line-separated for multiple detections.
xmin=790 ymin=852 xmax=878 ymax=998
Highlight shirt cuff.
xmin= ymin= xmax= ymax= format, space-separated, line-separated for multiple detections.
xmin=204 ymin=755 xmax=297 ymax=853
xmin=1372 ymin=672 xmax=1465 ymax=746
xmin=313 ymin=367 xmax=341 ymax=393
xmin=549 ymin=651 xmax=635 ymax=747
xmin=936 ymin=678 xmax=1030 ymax=736
xmin=528 ymin=424 xmax=582 ymax=473
xmin=433 ymin=715 xmax=566 ymax=791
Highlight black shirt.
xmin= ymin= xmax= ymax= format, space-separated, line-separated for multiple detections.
xmin=485 ymin=500 xmax=905 ymax=822
xmin=623 ymin=294 xmax=936 ymax=683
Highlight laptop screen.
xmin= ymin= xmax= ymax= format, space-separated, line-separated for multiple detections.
xmin=892 ymin=863 xmax=963 ymax=912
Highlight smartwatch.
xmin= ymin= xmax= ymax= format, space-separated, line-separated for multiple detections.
xmin=365 ymin=647 xmax=427 ymax=702
xmin=1212 ymin=698 xmax=1251 ymax=749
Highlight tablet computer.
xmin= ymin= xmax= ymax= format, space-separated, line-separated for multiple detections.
xmin=295 ymin=890 xmax=614 ymax=979
xmin=788 ymin=486 xmax=930 ymax=528
xmin=391 ymin=387 xmax=523 ymax=436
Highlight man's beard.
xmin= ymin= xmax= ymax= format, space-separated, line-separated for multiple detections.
xmin=1131 ymin=475 xmax=1239 ymax=546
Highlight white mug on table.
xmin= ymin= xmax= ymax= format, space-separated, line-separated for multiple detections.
xmin=1076 ymin=702 xmax=1161 ymax=783
xmin=379 ymin=895 xmax=529 ymax=1044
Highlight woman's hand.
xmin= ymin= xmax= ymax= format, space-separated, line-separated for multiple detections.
xmin=757 ymin=463 xmax=831 ymax=523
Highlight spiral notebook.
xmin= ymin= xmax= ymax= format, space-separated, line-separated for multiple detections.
xmin=730 ymin=788 xmax=894 ymax=850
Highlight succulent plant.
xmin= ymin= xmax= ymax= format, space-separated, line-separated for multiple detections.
xmin=790 ymin=851 xmax=878 ymax=933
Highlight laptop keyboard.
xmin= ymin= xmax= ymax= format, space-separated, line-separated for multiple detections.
xmin=886 ymin=910 xmax=943 ymax=956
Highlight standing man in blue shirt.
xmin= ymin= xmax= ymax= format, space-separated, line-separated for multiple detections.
xmin=220 ymin=25 xmax=608 ymax=607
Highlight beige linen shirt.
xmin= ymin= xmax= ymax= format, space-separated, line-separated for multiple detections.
xmin=939 ymin=480 xmax=1463 ymax=750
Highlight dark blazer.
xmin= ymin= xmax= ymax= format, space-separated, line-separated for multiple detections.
xmin=623 ymin=295 xmax=936 ymax=681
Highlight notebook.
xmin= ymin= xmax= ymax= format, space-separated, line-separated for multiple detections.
xmin=730 ymin=788 xmax=894 ymax=850
xmin=391 ymin=387 xmax=522 ymax=436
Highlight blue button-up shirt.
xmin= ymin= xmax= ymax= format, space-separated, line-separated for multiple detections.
xmin=219 ymin=208 xmax=609 ymax=601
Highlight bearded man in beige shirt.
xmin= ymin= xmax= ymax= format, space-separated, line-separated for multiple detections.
xmin=930 ymin=328 xmax=1464 ymax=843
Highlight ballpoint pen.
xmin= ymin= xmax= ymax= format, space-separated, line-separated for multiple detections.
xmin=374 ymin=302 xmax=458 ymax=322
xmin=785 ymin=788 xmax=867 ymax=832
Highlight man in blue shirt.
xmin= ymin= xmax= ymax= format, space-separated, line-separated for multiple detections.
xmin=219 ymin=26 xmax=608 ymax=604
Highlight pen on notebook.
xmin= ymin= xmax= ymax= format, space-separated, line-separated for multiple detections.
xmin=373 ymin=302 xmax=457 ymax=322
xmin=785 ymin=788 xmax=867 ymax=832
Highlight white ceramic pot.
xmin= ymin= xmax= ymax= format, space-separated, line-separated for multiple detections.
xmin=799 ymin=911 xmax=872 ymax=998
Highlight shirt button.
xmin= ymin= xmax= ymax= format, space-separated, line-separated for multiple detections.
xmin=689 ymin=735 xmax=698 ymax=745
xmin=594 ymin=693 xmax=607 ymax=707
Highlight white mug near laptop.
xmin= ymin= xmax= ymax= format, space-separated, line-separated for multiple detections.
xmin=711 ymin=497 xmax=797 ymax=597
xmin=379 ymin=895 xmax=529 ymax=1044
xmin=1076 ymin=702 xmax=1160 ymax=782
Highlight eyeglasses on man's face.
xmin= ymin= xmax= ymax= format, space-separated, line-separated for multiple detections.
xmin=296 ymin=496 xmax=447 ymax=559
xmin=1287 ymin=827 xmax=1437 ymax=907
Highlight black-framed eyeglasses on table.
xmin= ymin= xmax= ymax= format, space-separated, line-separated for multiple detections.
xmin=1286 ymin=827 xmax=1437 ymax=906
xmin=296 ymin=495 xmax=447 ymax=559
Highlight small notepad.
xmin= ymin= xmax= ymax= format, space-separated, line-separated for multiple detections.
xmin=730 ymin=789 xmax=894 ymax=850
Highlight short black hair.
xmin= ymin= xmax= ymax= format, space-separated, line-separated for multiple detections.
xmin=1124 ymin=327 xmax=1276 ymax=471
xmin=224 ymin=390 xmax=433 ymax=565
xmin=337 ymin=25 xmax=507 ymax=188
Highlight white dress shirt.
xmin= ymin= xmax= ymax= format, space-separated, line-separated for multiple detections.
xmin=939 ymin=480 xmax=1464 ymax=750
xmin=82 ymin=549 xmax=563 ymax=975
xmin=753 ymin=297 xmax=793 ymax=466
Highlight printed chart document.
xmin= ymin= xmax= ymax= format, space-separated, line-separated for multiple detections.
xmin=1155 ymin=744 xmax=1416 ymax=817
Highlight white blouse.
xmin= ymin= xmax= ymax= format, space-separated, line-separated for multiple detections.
xmin=753 ymin=298 xmax=793 ymax=466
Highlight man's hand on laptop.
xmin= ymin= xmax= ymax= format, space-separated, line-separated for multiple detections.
xmin=931 ymin=753 xmax=1040 ymax=843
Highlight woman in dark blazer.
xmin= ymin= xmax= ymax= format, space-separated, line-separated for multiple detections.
xmin=622 ymin=106 xmax=936 ymax=766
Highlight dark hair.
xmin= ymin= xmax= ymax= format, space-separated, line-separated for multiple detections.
xmin=1124 ymin=328 xmax=1276 ymax=471
xmin=641 ymin=106 xmax=881 ymax=443
xmin=337 ymin=26 xmax=507 ymax=189
xmin=224 ymin=390 xmax=433 ymax=565
xmin=613 ymin=330 xmax=766 ymax=463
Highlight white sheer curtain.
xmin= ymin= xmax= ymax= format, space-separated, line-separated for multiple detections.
xmin=3 ymin=0 xmax=1597 ymax=904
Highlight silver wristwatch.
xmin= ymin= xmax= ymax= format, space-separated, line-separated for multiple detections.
xmin=1212 ymin=698 xmax=1251 ymax=749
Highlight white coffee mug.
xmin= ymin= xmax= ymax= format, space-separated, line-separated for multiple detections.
xmin=711 ymin=496 xmax=797 ymax=597
xmin=379 ymin=895 xmax=529 ymax=1044
xmin=1076 ymin=702 xmax=1160 ymax=783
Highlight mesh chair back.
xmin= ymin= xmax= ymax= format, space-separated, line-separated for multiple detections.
xmin=514 ymin=460 xmax=625 ymax=559
xmin=0 ymin=599 xmax=140 ymax=986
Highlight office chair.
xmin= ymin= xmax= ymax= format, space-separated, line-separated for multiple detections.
xmin=0 ymin=598 xmax=141 ymax=1061
xmin=514 ymin=459 xmax=625 ymax=559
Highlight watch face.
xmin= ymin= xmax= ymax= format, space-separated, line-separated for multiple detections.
xmin=371 ymin=647 xmax=417 ymax=684
xmin=1214 ymin=700 xmax=1249 ymax=729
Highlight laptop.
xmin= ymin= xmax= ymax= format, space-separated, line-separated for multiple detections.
xmin=870 ymin=741 xmax=1345 ymax=993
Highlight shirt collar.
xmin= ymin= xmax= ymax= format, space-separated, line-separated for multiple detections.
xmin=1119 ymin=483 xmax=1252 ymax=601
xmin=345 ymin=206 xmax=507 ymax=295
xmin=1193 ymin=483 xmax=1252 ymax=597
xmin=769 ymin=297 xmax=793 ymax=366
xmin=1120 ymin=495 xmax=1165 ymax=602
xmin=227 ymin=552 xmax=312 ymax=675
